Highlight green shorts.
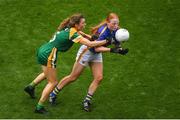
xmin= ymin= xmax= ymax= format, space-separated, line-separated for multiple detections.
xmin=37 ymin=46 xmax=58 ymax=68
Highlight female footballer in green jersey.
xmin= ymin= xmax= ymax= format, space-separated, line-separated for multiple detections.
xmin=49 ymin=13 xmax=128 ymax=112
xmin=24 ymin=13 xmax=110 ymax=114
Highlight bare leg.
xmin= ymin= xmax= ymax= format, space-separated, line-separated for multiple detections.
xmin=57 ymin=62 xmax=85 ymax=90
xmin=83 ymin=62 xmax=103 ymax=112
xmin=24 ymin=72 xmax=46 ymax=98
xmin=33 ymin=72 xmax=46 ymax=85
xmin=49 ymin=62 xmax=85 ymax=104
xmin=38 ymin=66 xmax=58 ymax=103
xmin=88 ymin=62 xmax=103 ymax=95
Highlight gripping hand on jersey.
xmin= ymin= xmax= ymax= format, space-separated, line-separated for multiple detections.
xmin=91 ymin=34 xmax=99 ymax=41
xmin=105 ymin=37 xmax=114 ymax=46
xmin=110 ymin=47 xmax=129 ymax=55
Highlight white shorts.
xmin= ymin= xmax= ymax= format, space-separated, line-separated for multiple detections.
xmin=76 ymin=45 xmax=103 ymax=66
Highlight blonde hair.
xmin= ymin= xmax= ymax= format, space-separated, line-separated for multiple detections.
xmin=57 ymin=13 xmax=84 ymax=31
xmin=91 ymin=13 xmax=119 ymax=34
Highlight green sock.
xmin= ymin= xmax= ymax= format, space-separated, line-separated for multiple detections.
xmin=29 ymin=81 xmax=36 ymax=88
xmin=36 ymin=102 xmax=44 ymax=110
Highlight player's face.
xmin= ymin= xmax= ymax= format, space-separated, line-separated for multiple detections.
xmin=107 ymin=18 xmax=119 ymax=31
xmin=76 ymin=18 xmax=86 ymax=31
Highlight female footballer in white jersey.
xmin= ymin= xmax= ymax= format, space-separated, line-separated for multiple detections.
xmin=49 ymin=13 xmax=128 ymax=112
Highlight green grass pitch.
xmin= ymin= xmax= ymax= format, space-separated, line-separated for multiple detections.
xmin=0 ymin=0 xmax=180 ymax=118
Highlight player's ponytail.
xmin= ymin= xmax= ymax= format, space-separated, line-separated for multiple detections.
xmin=91 ymin=13 xmax=119 ymax=34
xmin=57 ymin=18 xmax=70 ymax=31
xmin=91 ymin=20 xmax=106 ymax=34
xmin=58 ymin=13 xmax=84 ymax=31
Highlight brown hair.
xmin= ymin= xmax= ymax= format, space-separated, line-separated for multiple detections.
xmin=91 ymin=13 xmax=119 ymax=34
xmin=57 ymin=13 xmax=84 ymax=31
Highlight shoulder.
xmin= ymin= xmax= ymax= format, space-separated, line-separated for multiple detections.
xmin=69 ymin=27 xmax=77 ymax=33
xmin=69 ymin=27 xmax=78 ymax=39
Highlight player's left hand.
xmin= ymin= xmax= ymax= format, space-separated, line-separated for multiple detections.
xmin=113 ymin=41 xmax=121 ymax=48
xmin=106 ymin=37 xmax=114 ymax=46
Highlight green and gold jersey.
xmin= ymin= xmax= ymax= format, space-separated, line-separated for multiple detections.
xmin=37 ymin=27 xmax=82 ymax=67
xmin=47 ymin=27 xmax=82 ymax=52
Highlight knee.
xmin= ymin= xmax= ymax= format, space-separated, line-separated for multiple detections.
xmin=94 ymin=75 xmax=103 ymax=84
xmin=48 ymin=79 xmax=58 ymax=86
xmin=54 ymin=80 xmax=58 ymax=85
xmin=69 ymin=74 xmax=78 ymax=82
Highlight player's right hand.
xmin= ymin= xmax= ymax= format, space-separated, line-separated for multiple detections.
xmin=119 ymin=48 xmax=129 ymax=55
xmin=91 ymin=34 xmax=99 ymax=41
xmin=110 ymin=47 xmax=129 ymax=55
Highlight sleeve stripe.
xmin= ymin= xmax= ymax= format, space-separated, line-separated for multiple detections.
xmin=99 ymin=26 xmax=107 ymax=36
xmin=72 ymin=35 xmax=82 ymax=43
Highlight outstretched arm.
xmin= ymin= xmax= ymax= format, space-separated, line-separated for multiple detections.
xmin=78 ymin=37 xmax=109 ymax=48
xmin=94 ymin=46 xmax=111 ymax=52
xmin=78 ymin=31 xmax=92 ymax=40
xmin=95 ymin=46 xmax=129 ymax=55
